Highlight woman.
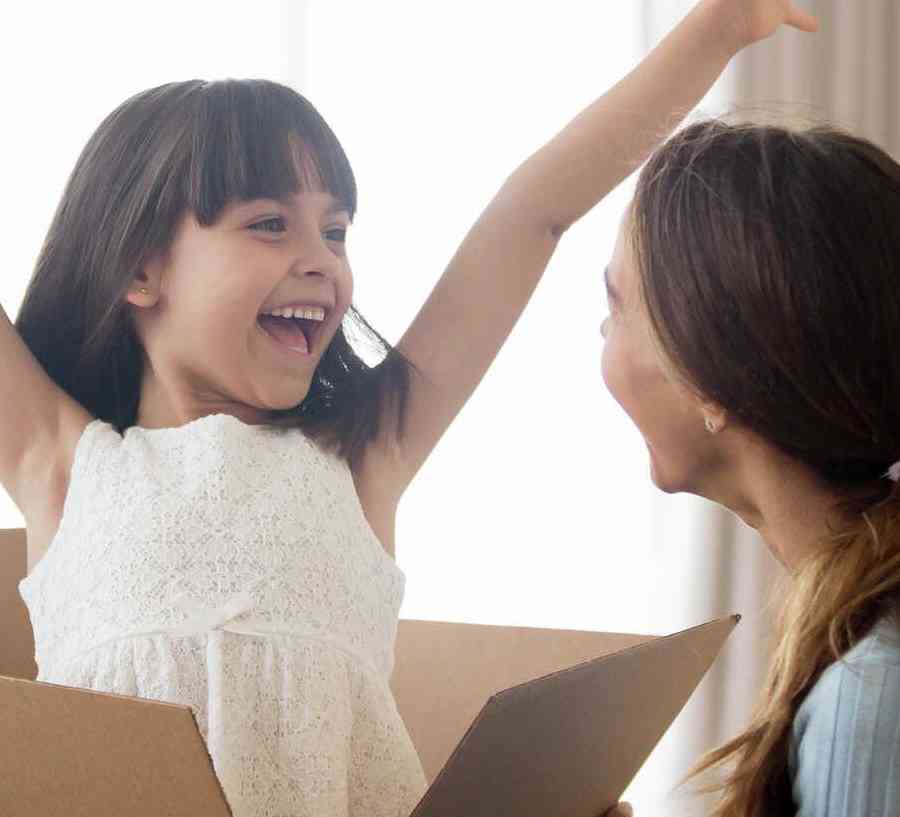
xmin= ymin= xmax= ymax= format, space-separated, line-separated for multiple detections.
xmin=603 ymin=118 xmax=900 ymax=816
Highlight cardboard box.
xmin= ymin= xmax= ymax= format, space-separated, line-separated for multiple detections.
xmin=0 ymin=528 xmax=735 ymax=816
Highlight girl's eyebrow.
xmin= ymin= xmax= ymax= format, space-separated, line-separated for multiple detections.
xmin=237 ymin=195 xmax=350 ymax=217
xmin=279 ymin=194 xmax=350 ymax=217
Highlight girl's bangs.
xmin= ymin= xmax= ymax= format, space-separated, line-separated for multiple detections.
xmin=186 ymin=79 xmax=356 ymax=225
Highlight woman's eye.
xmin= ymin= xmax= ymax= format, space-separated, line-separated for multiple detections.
xmin=325 ymin=227 xmax=348 ymax=243
xmin=600 ymin=316 xmax=610 ymax=339
xmin=249 ymin=217 xmax=286 ymax=234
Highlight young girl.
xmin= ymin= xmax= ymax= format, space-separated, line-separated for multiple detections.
xmin=2 ymin=2 xmax=815 ymax=816
xmin=601 ymin=101 xmax=900 ymax=816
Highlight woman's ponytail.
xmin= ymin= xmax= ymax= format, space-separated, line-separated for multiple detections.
xmin=691 ymin=481 xmax=900 ymax=817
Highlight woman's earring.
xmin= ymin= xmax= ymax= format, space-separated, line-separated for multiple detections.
xmin=704 ymin=417 xmax=718 ymax=434
xmin=138 ymin=287 xmax=149 ymax=295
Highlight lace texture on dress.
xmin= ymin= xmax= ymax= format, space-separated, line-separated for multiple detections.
xmin=19 ymin=413 xmax=427 ymax=817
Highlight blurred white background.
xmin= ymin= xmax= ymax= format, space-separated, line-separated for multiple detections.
xmin=305 ymin=1 xmax=661 ymax=633
xmin=1 ymin=1 xmax=711 ymax=632
xmin=0 ymin=3 xmax=764 ymax=814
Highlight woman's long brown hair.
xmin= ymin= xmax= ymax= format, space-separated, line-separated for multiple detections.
xmin=629 ymin=116 xmax=900 ymax=816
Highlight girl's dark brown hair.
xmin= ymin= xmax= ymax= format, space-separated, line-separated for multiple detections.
xmin=15 ymin=78 xmax=414 ymax=464
xmin=629 ymin=116 xmax=900 ymax=817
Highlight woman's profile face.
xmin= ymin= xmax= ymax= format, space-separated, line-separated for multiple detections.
xmin=600 ymin=206 xmax=726 ymax=496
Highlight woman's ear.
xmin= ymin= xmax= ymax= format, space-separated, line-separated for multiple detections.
xmin=699 ymin=399 xmax=728 ymax=435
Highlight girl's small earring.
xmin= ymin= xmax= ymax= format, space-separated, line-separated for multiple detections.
xmin=704 ymin=417 xmax=718 ymax=434
xmin=138 ymin=287 xmax=149 ymax=295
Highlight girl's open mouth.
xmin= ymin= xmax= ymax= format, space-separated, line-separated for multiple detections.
xmin=256 ymin=313 xmax=323 ymax=355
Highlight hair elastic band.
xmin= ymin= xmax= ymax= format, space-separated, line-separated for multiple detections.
xmin=886 ymin=461 xmax=900 ymax=482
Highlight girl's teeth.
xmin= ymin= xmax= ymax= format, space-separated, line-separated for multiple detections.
xmin=262 ymin=306 xmax=326 ymax=321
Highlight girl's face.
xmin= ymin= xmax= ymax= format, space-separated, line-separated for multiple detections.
xmin=600 ymin=207 xmax=728 ymax=496
xmin=129 ymin=181 xmax=353 ymax=424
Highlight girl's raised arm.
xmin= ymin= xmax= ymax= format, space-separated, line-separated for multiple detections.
xmin=0 ymin=303 xmax=92 ymax=524
xmin=356 ymin=0 xmax=817 ymax=502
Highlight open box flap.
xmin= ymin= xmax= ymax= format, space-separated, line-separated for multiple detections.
xmin=0 ymin=674 xmax=233 ymax=817
xmin=392 ymin=617 xmax=651 ymax=781
xmin=409 ymin=615 xmax=739 ymax=817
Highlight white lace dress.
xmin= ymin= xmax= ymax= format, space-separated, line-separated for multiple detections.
xmin=18 ymin=413 xmax=428 ymax=817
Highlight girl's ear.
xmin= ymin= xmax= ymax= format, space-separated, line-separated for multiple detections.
xmin=126 ymin=255 xmax=165 ymax=307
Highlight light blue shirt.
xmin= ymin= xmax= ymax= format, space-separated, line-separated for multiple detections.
xmin=789 ymin=614 xmax=900 ymax=816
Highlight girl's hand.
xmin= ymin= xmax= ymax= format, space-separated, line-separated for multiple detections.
xmin=707 ymin=0 xmax=819 ymax=51
xmin=602 ymin=803 xmax=634 ymax=817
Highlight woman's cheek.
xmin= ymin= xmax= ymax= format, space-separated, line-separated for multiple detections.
xmin=600 ymin=339 xmax=614 ymax=395
xmin=601 ymin=328 xmax=627 ymax=406
xmin=602 ymin=325 xmax=657 ymax=435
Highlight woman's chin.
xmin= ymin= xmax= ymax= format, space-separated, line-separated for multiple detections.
xmin=647 ymin=445 xmax=680 ymax=494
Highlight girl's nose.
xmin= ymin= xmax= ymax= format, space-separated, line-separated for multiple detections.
xmin=289 ymin=240 xmax=343 ymax=280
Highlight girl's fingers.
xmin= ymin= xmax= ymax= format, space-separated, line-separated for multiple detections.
xmin=603 ymin=803 xmax=634 ymax=817
xmin=785 ymin=4 xmax=819 ymax=33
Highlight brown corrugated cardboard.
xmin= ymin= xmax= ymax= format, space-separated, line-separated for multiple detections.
xmin=0 ymin=675 xmax=232 ymax=817
xmin=0 ymin=528 xmax=737 ymax=815
xmin=409 ymin=616 xmax=737 ymax=817
xmin=0 ymin=528 xmax=36 ymax=681
xmin=392 ymin=617 xmax=649 ymax=782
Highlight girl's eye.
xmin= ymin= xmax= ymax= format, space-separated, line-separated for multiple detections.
xmin=249 ymin=217 xmax=286 ymax=233
xmin=247 ymin=219 xmax=347 ymax=242
xmin=600 ymin=316 xmax=610 ymax=339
